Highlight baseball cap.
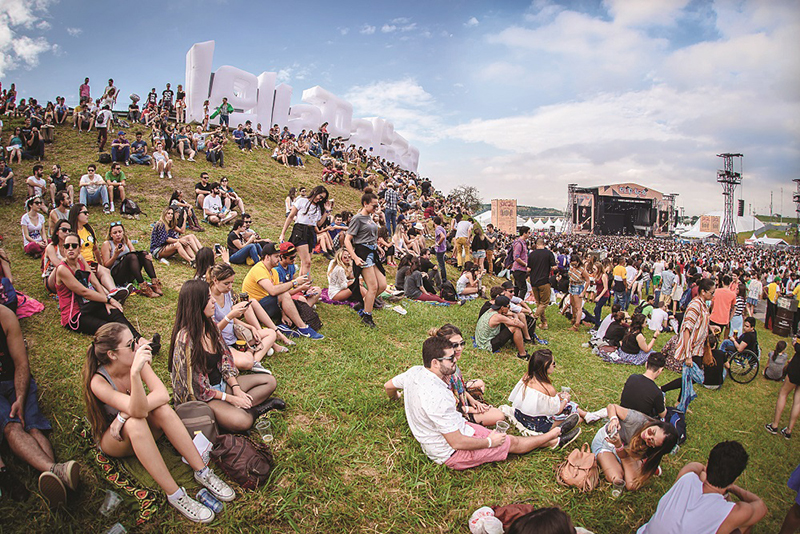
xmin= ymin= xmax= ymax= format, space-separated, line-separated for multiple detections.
xmin=118 ymin=131 xmax=125 ymax=136
xmin=501 ymin=280 xmax=514 ymax=290
xmin=260 ymin=242 xmax=279 ymax=258
xmin=279 ymin=242 xmax=296 ymax=256
xmin=491 ymin=295 xmax=511 ymax=310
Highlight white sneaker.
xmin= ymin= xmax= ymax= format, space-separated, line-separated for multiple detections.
xmin=159 ymin=171 xmax=164 ymax=178
xmin=169 ymin=489 xmax=214 ymax=523
xmin=167 ymin=172 xmax=173 ymax=179
xmin=194 ymin=468 xmax=235 ymax=502
xmin=584 ymin=408 xmax=608 ymax=423
xmin=250 ymin=361 xmax=272 ymax=375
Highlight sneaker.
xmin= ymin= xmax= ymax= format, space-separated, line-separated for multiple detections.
xmin=38 ymin=471 xmax=66 ymax=507
xmin=584 ymin=408 xmax=608 ymax=424
xmin=0 ymin=467 xmax=30 ymax=502
xmin=361 ymin=313 xmax=376 ymax=329
xmin=276 ymin=324 xmax=300 ymax=338
xmin=102 ymin=204 xmax=111 ymax=215
xmin=253 ymin=397 xmax=286 ymax=416
xmin=556 ymin=427 xmax=581 ymax=449
xmin=167 ymin=172 xmax=173 ymax=179
xmin=516 ymin=353 xmax=530 ymax=360
xmin=194 ymin=468 xmax=235 ymax=502
xmin=159 ymin=171 xmax=165 ymax=179
xmin=51 ymin=460 xmax=80 ymax=491
xmin=169 ymin=488 xmax=214 ymax=523
xmin=765 ymin=423 xmax=779 ymax=435
xmin=251 ymin=361 xmax=272 ymax=374
xmin=297 ymin=326 xmax=324 ymax=339
xmin=655 ymin=465 xmax=663 ymax=477
xmin=187 ymin=157 xmax=195 ymax=162
xmin=558 ymin=413 xmax=580 ymax=435
xmin=782 ymin=427 xmax=792 ymax=440
xmin=533 ymin=333 xmax=549 ymax=345
xmin=108 ymin=284 xmax=133 ymax=305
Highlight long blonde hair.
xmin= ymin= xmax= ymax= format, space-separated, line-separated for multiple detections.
xmin=82 ymin=323 xmax=130 ymax=443
xmin=327 ymin=248 xmax=353 ymax=278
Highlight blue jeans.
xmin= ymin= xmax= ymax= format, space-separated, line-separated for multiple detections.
xmin=0 ymin=177 xmax=12 ymax=197
xmin=593 ymin=295 xmax=608 ymax=328
xmin=130 ymin=153 xmax=151 ymax=165
xmin=719 ymin=339 xmax=736 ymax=354
xmin=80 ymin=187 xmax=109 ymax=206
xmin=436 ymin=251 xmax=447 ymax=280
xmin=385 ymin=209 xmax=397 ymax=235
xmin=220 ymin=115 xmax=229 ymax=127
xmin=111 ymin=145 xmax=130 ymax=163
xmin=229 ymin=243 xmax=261 ymax=264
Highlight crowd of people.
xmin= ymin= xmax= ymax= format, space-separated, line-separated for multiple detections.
xmin=0 ymin=78 xmax=798 ymax=532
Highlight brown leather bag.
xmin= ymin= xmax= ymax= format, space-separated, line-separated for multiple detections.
xmin=211 ymin=434 xmax=274 ymax=490
xmin=556 ymin=443 xmax=599 ymax=492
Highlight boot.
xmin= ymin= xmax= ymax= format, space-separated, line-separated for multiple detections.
xmin=150 ymin=278 xmax=164 ymax=296
xmin=139 ymin=282 xmax=158 ymax=298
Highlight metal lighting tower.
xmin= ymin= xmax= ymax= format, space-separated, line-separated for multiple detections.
xmin=565 ymin=183 xmax=577 ymax=234
xmin=716 ymin=153 xmax=743 ymax=246
xmin=793 ymin=179 xmax=800 ymax=245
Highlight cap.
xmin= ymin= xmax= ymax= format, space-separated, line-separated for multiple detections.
xmin=279 ymin=242 xmax=296 ymax=256
xmin=491 ymin=295 xmax=511 ymax=310
xmin=501 ymin=280 xmax=514 ymax=290
xmin=261 ymin=242 xmax=279 ymax=256
xmin=118 ymin=131 xmax=125 ymax=136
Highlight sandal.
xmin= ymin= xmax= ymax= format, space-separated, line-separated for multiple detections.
xmin=273 ymin=344 xmax=290 ymax=353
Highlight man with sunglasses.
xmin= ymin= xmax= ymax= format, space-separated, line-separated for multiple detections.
xmin=384 ymin=336 xmax=562 ymax=470
xmin=78 ymin=164 xmax=110 ymax=214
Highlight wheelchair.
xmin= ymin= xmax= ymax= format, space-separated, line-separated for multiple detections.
xmin=727 ymin=349 xmax=760 ymax=384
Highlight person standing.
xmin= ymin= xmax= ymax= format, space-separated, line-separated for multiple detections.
xmin=484 ymin=224 xmax=498 ymax=275
xmin=453 ymin=214 xmax=473 ymax=268
xmin=344 ymin=191 xmax=387 ymax=328
xmin=383 ymin=183 xmax=399 ymax=236
xmin=433 ymin=216 xmax=448 ymax=280
xmin=511 ymin=227 xmax=530 ymax=299
xmin=527 ymin=238 xmax=556 ymax=330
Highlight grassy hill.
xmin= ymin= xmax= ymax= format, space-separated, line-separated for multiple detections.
xmin=0 ymin=120 xmax=797 ymax=533
xmin=478 ymin=204 xmax=564 ymax=218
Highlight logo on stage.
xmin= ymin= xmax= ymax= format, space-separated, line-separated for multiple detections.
xmin=491 ymin=199 xmax=517 ymax=235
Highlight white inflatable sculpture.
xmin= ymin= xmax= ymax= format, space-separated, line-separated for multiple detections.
xmin=184 ymin=41 xmax=419 ymax=172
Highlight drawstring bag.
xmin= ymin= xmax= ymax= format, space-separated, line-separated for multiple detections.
xmin=556 ymin=443 xmax=599 ymax=492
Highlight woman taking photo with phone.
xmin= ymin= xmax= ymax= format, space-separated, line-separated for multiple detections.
xmin=100 ymin=222 xmax=162 ymax=297
xmin=169 ymin=280 xmax=284 ymax=433
xmin=279 ymin=185 xmax=329 ymax=277
xmin=83 ymin=323 xmax=234 ymax=523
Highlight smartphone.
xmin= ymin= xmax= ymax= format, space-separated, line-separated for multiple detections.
xmin=214 ymin=243 xmax=222 ymax=254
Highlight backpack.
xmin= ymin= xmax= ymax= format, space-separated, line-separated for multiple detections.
xmin=98 ymin=153 xmax=112 ymax=164
xmin=503 ymin=242 xmax=518 ymax=269
xmin=555 ymin=443 xmax=599 ymax=492
xmin=175 ymin=401 xmax=218 ymax=444
xmin=440 ymin=279 xmax=457 ymax=302
xmin=294 ymin=300 xmax=323 ymax=332
xmin=665 ymin=407 xmax=687 ymax=445
xmin=678 ymin=286 xmax=693 ymax=311
xmin=120 ymin=198 xmax=143 ymax=216
xmin=633 ymin=300 xmax=647 ymax=315
xmin=210 ymin=434 xmax=274 ymax=490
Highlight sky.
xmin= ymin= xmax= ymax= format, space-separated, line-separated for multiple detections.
xmin=1 ymin=0 xmax=799 ymax=217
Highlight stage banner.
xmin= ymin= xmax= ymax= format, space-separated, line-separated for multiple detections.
xmin=598 ymin=183 xmax=663 ymax=201
xmin=575 ymin=193 xmax=594 ymax=234
xmin=654 ymin=198 xmax=671 ymax=236
xmin=699 ymin=215 xmax=721 ymax=234
xmin=491 ymin=199 xmax=517 ymax=235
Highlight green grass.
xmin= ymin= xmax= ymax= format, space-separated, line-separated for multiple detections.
xmin=0 ymin=121 xmax=798 ymax=533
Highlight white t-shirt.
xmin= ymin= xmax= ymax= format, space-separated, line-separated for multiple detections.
xmin=653 ymin=261 xmax=665 ymax=276
xmin=203 ymin=194 xmax=223 ymax=215
xmin=391 ymin=365 xmax=474 ymax=464
xmin=20 ymin=212 xmax=44 ymax=246
xmin=27 ymin=175 xmax=46 ymax=196
xmin=293 ymin=197 xmax=322 ymax=226
xmin=747 ymin=279 xmax=762 ymax=300
xmin=637 ymin=472 xmax=734 ymax=534
xmin=596 ymin=313 xmax=615 ymax=340
xmin=648 ymin=308 xmax=669 ymax=332
xmin=626 ymin=266 xmax=638 ymax=286
xmin=80 ymin=173 xmax=105 ymax=194
xmin=95 ymin=109 xmax=112 ymax=128
xmin=455 ymin=220 xmax=473 ymax=239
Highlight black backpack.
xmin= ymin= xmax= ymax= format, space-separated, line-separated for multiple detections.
xmin=665 ymin=407 xmax=687 ymax=445
xmin=98 ymin=153 xmax=112 ymax=164
xmin=440 ymin=280 xmax=457 ymax=302
xmin=120 ymin=198 xmax=143 ymax=216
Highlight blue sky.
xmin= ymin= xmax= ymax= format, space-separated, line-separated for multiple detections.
xmin=2 ymin=0 xmax=799 ymax=216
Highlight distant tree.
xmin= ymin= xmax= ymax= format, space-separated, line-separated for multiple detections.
xmin=449 ymin=184 xmax=482 ymax=213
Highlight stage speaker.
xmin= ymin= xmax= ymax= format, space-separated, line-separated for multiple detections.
xmin=737 ymin=199 xmax=745 ymax=217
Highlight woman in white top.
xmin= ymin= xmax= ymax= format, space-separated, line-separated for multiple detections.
xmin=151 ymin=141 xmax=173 ymax=179
xmin=21 ymin=195 xmax=46 ymax=257
xmin=326 ymin=248 xmax=365 ymax=302
xmin=279 ymin=185 xmax=329 ymax=277
xmin=42 ymin=219 xmax=70 ymax=292
xmin=509 ymin=349 xmax=599 ymax=435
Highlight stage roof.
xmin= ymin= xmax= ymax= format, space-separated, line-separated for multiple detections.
xmin=580 ymin=182 xmax=664 ymax=201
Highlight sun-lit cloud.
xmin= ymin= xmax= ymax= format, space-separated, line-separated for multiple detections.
xmin=359 ymin=24 xmax=375 ymax=35
xmin=66 ymin=27 xmax=82 ymax=37
xmin=464 ymin=17 xmax=479 ymax=27
xmin=0 ymin=0 xmax=55 ymax=77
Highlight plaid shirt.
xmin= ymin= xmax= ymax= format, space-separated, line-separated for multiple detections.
xmin=384 ymin=188 xmax=399 ymax=211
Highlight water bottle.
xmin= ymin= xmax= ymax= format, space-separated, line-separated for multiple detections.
xmin=196 ymin=488 xmax=224 ymax=513
xmin=103 ymin=523 xmax=126 ymax=534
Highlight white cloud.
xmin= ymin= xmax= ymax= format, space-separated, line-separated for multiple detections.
xmin=66 ymin=27 xmax=82 ymax=36
xmin=391 ymin=17 xmax=410 ymax=24
xmin=339 ymin=27 xmax=349 ymax=36
xmin=464 ymin=17 xmax=479 ymax=27
xmin=381 ymin=24 xmax=396 ymax=33
xmin=0 ymin=0 xmax=54 ymax=77
xmin=602 ymin=0 xmax=691 ymax=27
xmin=359 ymin=24 xmax=375 ymax=35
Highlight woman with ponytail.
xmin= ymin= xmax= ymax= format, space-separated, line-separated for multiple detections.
xmin=83 ymin=323 xmax=235 ymax=523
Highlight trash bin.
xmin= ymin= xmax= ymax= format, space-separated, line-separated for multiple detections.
xmin=773 ymin=296 xmax=797 ymax=337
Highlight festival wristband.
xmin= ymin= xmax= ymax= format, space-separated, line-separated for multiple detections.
xmin=221 ymin=392 xmax=227 ymax=402
xmin=487 ymin=437 xmax=493 ymax=449
xmin=116 ymin=413 xmax=127 ymax=424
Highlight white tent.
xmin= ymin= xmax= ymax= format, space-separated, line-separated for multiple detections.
xmin=681 ymin=211 xmax=764 ymax=240
xmin=533 ymin=218 xmax=546 ymax=230
xmin=524 ymin=218 xmax=536 ymax=230
xmin=754 ymin=236 xmax=789 ymax=247
xmin=553 ymin=219 xmax=565 ymax=232
xmin=544 ymin=218 xmax=555 ymax=228
xmin=474 ymin=211 xmax=492 ymax=226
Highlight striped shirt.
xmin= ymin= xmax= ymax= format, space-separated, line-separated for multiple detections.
xmin=675 ymin=297 xmax=710 ymax=362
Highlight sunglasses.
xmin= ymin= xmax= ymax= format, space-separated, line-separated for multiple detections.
xmin=110 ymin=221 xmax=123 ymax=228
xmin=58 ymin=227 xmax=70 ymax=232
xmin=451 ymin=341 xmax=466 ymax=349
xmin=436 ymin=356 xmax=456 ymax=362
xmin=80 ymin=210 xmax=89 ymax=215
xmin=116 ymin=337 xmax=136 ymax=352
xmin=64 ymin=242 xmax=80 ymax=249
xmin=33 ymin=201 xmax=42 ymax=205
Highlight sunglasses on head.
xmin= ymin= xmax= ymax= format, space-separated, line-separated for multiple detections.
xmin=64 ymin=242 xmax=80 ymax=249
xmin=110 ymin=221 xmax=123 ymax=228
xmin=32 ymin=200 xmax=42 ymax=205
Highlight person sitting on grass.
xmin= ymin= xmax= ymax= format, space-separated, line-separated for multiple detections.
xmin=326 ymin=248 xmax=366 ymax=304
xmin=384 ymin=336 xmax=568 ymax=471
xmin=405 ymin=257 xmax=450 ymax=304
xmin=764 ymin=340 xmax=789 ymax=381
xmin=68 ymin=204 xmax=129 ymax=296
xmin=637 ymin=440 xmax=766 ymax=534
xmin=456 ymin=261 xmax=485 ymax=299
xmin=83 ymin=322 xmax=235 ymax=524
xmin=151 ymin=141 xmax=173 ymax=179
xmin=227 ymin=218 xmax=261 ymax=265
xmin=508 ymin=349 xmax=606 ymax=437
xmin=150 ymin=207 xmax=197 ymax=265
xmin=169 ymin=189 xmax=204 ymax=232
xmin=100 ymin=222 xmax=162 ymax=297
xmin=616 ymin=313 xmax=659 ymax=365
xmin=207 ymin=263 xmax=277 ymax=372
xmin=430 ymin=324 xmax=505 ymax=427
xmin=0 ymin=304 xmax=81 ymax=507
xmin=590 ymin=404 xmax=678 ymax=491
xmin=475 ymin=295 xmax=530 ymax=360
xmin=203 ymin=182 xmax=237 ymax=226
xmin=169 ymin=280 xmax=285 ymax=433
xmin=42 ymin=220 xmax=71 ymax=293
xmin=620 ymin=352 xmax=668 ymax=419
xmin=20 ymin=195 xmax=46 ymax=257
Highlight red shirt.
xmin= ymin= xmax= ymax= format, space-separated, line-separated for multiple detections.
xmin=709 ymin=287 xmax=736 ymax=325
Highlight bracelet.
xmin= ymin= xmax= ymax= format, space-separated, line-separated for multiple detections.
xmin=116 ymin=413 xmax=127 ymax=425
xmin=232 ymin=384 xmax=241 ymax=389
xmin=221 ymin=392 xmax=227 ymax=402
xmin=609 ymin=416 xmax=619 ymax=421
xmin=487 ymin=437 xmax=493 ymax=449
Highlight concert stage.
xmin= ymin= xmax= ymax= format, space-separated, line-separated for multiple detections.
xmin=570 ymin=183 xmax=676 ymax=236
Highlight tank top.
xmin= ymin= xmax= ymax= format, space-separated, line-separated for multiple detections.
xmin=96 ymin=366 xmax=121 ymax=422
xmin=621 ymin=331 xmax=643 ymax=354
xmin=212 ymin=292 xmax=237 ymax=346
xmin=198 ymin=344 xmax=223 ymax=386
xmin=106 ymin=241 xmax=131 ymax=269
xmin=55 ymin=259 xmax=90 ymax=327
xmin=619 ymin=409 xmax=652 ymax=445
xmin=475 ymin=310 xmax=501 ymax=351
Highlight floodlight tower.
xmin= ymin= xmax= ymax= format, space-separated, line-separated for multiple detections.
xmin=565 ymin=184 xmax=577 ymax=234
xmin=716 ymin=153 xmax=743 ymax=246
xmin=793 ymin=179 xmax=800 ymax=245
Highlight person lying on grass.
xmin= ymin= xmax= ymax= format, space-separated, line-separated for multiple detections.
xmin=84 ymin=322 xmax=234 ymax=524
xmin=384 ymin=336 xmax=576 ymax=471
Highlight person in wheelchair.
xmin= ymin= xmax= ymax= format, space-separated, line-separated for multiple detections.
xmin=719 ymin=317 xmax=759 ymax=357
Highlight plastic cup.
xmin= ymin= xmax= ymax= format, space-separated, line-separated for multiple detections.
xmin=99 ymin=490 xmax=122 ymax=516
xmin=611 ymin=480 xmax=625 ymax=498
xmin=495 ymin=421 xmax=510 ymax=434
xmin=561 ymin=386 xmax=572 ymax=394
xmin=256 ymin=419 xmax=273 ymax=442
xmin=103 ymin=524 xmax=126 ymax=534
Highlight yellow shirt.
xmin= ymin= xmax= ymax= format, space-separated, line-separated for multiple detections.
xmin=241 ymin=262 xmax=280 ymax=301
xmin=767 ymin=282 xmax=779 ymax=303
xmin=613 ymin=265 xmax=627 ymax=280
xmin=78 ymin=226 xmax=97 ymax=263
xmin=793 ymin=284 xmax=800 ymax=300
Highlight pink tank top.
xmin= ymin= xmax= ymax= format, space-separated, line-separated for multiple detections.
xmin=55 ymin=260 xmax=90 ymax=327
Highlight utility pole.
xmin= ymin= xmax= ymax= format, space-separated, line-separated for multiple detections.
xmin=781 ymin=187 xmax=784 ymax=223
xmin=770 ymin=191 xmax=773 ymax=218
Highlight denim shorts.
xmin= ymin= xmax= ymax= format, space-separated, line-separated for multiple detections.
xmin=0 ymin=378 xmax=52 ymax=442
xmin=209 ymin=380 xmax=227 ymax=394
xmin=362 ymin=244 xmax=377 ymax=268
xmin=472 ymin=250 xmax=486 ymax=259
xmin=569 ymin=284 xmax=585 ymax=296
xmin=514 ymin=409 xmax=553 ymax=433
xmin=746 ymin=297 xmax=758 ymax=307
xmin=591 ymin=424 xmax=620 ymax=458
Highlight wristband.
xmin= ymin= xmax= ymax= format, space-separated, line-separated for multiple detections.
xmin=232 ymin=384 xmax=241 ymax=390
xmin=221 ymin=392 xmax=227 ymax=402
xmin=116 ymin=413 xmax=127 ymax=425
xmin=609 ymin=416 xmax=619 ymax=422
xmin=487 ymin=437 xmax=493 ymax=449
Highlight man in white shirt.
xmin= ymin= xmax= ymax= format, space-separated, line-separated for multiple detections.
xmin=384 ymin=336 xmax=562 ymax=470
xmin=203 ymin=182 xmax=237 ymax=225
xmin=26 ymin=164 xmax=47 ymax=198
xmin=78 ymin=164 xmax=110 ymax=213
xmin=94 ymin=105 xmax=113 ymax=152
xmin=648 ymin=301 xmax=670 ymax=332
xmin=638 ymin=441 xmax=765 ymax=534
xmin=453 ymin=214 xmax=473 ymax=268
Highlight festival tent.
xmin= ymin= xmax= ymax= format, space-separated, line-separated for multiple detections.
xmin=474 ymin=211 xmax=492 ymax=226
xmin=544 ymin=218 xmax=555 ymax=229
xmin=533 ymin=218 xmax=546 ymax=230
xmin=524 ymin=218 xmax=536 ymax=230
xmin=753 ymin=236 xmax=789 ymax=247
xmin=553 ymin=219 xmax=565 ymax=232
